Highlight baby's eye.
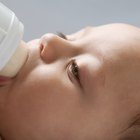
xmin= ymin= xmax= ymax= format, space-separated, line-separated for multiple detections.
xmin=71 ymin=60 xmax=80 ymax=81
xmin=67 ymin=59 xmax=81 ymax=87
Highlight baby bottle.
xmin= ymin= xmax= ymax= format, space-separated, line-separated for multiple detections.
xmin=0 ymin=2 xmax=28 ymax=77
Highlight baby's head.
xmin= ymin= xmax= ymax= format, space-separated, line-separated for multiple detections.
xmin=0 ymin=23 xmax=140 ymax=139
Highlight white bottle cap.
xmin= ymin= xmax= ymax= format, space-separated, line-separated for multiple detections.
xmin=0 ymin=2 xmax=28 ymax=77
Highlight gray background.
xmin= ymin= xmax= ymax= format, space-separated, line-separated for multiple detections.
xmin=1 ymin=0 xmax=140 ymax=41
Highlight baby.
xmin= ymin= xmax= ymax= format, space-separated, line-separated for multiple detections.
xmin=0 ymin=23 xmax=140 ymax=139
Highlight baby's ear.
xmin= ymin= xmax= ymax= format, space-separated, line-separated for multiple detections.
xmin=0 ymin=76 xmax=12 ymax=86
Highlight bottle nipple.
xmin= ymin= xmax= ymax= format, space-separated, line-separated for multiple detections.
xmin=0 ymin=41 xmax=28 ymax=77
xmin=0 ymin=2 xmax=28 ymax=77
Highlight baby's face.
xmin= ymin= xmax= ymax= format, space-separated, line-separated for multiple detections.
xmin=1 ymin=23 xmax=140 ymax=139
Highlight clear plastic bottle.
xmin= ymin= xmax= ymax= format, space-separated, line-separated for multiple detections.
xmin=0 ymin=2 xmax=28 ymax=77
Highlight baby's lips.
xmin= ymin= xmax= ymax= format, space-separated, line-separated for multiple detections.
xmin=0 ymin=76 xmax=11 ymax=81
xmin=0 ymin=76 xmax=12 ymax=86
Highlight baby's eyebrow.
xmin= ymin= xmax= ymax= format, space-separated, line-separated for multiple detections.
xmin=56 ymin=32 xmax=67 ymax=40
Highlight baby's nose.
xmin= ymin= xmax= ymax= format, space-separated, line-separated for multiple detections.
xmin=40 ymin=33 xmax=76 ymax=63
